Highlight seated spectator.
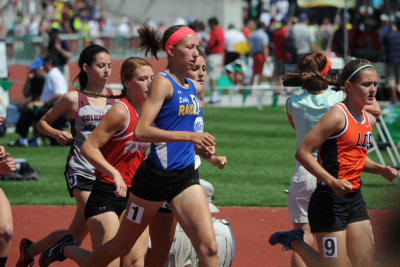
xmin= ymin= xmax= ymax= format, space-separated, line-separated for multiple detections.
xmin=8 ymin=55 xmax=68 ymax=147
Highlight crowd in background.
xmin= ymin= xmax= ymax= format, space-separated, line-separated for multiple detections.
xmin=2 ymin=0 xmax=400 ymax=103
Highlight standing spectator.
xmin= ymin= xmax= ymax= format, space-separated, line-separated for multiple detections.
xmin=275 ymin=0 xmax=289 ymax=22
xmin=377 ymin=14 xmax=390 ymax=43
xmin=224 ymin=24 xmax=246 ymax=66
xmin=8 ymin=55 xmax=67 ymax=147
xmin=101 ymin=18 xmax=116 ymax=36
xmin=47 ymin=28 xmax=72 ymax=85
xmin=206 ymin=17 xmax=225 ymax=104
xmin=249 ymin=21 xmax=269 ymax=87
xmin=290 ymin=13 xmax=315 ymax=63
xmin=242 ymin=19 xmax=255 ymax=40
xmin=191 ymin=20 xmax=209 ymax=53
xmin=332 ymin=21 xmax=346 ymax=58
xmin=260 ymin=9 xmax=271 ymax=27
xmin=319 ymin=17 xmax=333 ymax=51
xmin=383 ymin=20 xmax=400 ymax=104
xmin=117 ymin=16 xmax=130 ymax=37
xmin=27 ymin=17 xmax=39 ymax=35
xmin=271 ymin=18 xmax=289 ymax=86
xmin=12 ymin=12 xmax=26 ymax=36
xmin=0 ymin=11 xmax=6 ymax=37
xmin=357 ymin=17 xmax=380 ymax=54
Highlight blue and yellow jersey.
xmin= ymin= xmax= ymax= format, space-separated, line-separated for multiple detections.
xmin=148 ymin=71 xmax=200 ymax=170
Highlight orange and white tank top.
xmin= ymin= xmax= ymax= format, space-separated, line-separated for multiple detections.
xmin=318 ymin=103 xmax=372 ymax=190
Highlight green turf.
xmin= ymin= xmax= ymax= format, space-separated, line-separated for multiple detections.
xmin=0 ymin=106 xmax=398 ymax=209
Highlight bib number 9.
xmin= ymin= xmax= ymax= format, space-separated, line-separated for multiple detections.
xmin=322 ymin=237 xmax=337 ymax=258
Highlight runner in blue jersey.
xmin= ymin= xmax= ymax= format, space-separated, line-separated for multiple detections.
xmin=74 ymin=24 xmax=219 ymax=267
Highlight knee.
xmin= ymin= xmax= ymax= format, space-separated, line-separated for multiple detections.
xmin=0 ymin=223 xmax=13 ymax=243
xmin=198 ymin=239 xmax=218 ymax=259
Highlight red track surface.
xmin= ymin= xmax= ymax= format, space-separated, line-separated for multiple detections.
xmin=8 ymin=206 xmax=394 ymax=267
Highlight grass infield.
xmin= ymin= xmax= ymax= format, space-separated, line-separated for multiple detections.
xmin=0 ymin=106 xmax=398 ymax=208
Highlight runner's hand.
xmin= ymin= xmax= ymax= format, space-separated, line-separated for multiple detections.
xmin=113 ymin=175 xmax=127 ymax=198
xmin=329 ymin=179 xmax=353 ymax=195
xmin=190 ymin=132 xmax=215 ymax=147
xmin=55 ymin=131 xmax=73 ymax=145
xmin=209 ymin=155 xmax=227 ymax=169
xmin=380 ymin=166 xmax=397 ymax=182
xmin=195 ymin=145 xmax=215 ymax=159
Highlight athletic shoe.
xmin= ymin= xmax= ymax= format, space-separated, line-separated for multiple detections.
xmin=8 ymin=138 xmax=28 ymax=147
xmin=269 ymin=228 xmax=304 ymax=250
xmin=16 ymin=238 xmax=34 ymax=267
xmin=39 ymin=234 xmax=76 ymax=267
xmin=28 ymin=137 xmax=41 ymax=147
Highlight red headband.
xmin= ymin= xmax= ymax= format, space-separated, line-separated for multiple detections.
xmin=320 ymin=57 xmax=332 ymax=76
xmin=164 ymin=27 xmax=197 ymax=55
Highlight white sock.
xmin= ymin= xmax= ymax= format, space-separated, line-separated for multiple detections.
xmin=19 ymin=137 xmax=28 ymax=145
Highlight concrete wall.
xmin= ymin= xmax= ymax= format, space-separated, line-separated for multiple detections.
xmin=102 ymin=0 xmax=243 ymax=30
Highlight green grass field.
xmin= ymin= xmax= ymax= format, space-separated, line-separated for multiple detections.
xmin=0 ymin=106 xmax=398 ymax=209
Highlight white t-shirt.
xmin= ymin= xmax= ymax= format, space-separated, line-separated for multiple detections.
xmin=40 ymin=67 xmax=67 ymax=102
xmin=224 ymin=29 xmax=247 ymax=52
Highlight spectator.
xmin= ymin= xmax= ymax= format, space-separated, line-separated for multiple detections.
xmin=27 ymin=17 xmax=39 ymax=36
xmin=22 ymin=58 xmax=45 ymax=103
xmin=12 ymin=12 xmax=26 ymax=36
xmin=332 ymin=20 xmax=346 ymax=58
xmin=206 ymin=17 xmax=225 ymax=104
xmin=0 ymin=11 xmax=6 ymax=37
xmin=117 ymin=16 xmax=130 ymax=37
xmin=271 ymin=18 xmax=290 ymax=86
xmin=47 ymin=28 xmax=72 ymax=85
xmin=101 ymin=18 xmax=116 ymax=36
xmin=275 ymin=0 xmax=289 ymax=22
xmin=319 ymin=17 xmax=333 ymax=51
xmin=249 ymin=21 xmax=269 ymax=87
xmin=260 ymin=9 xmax=271 ymax=27
xmin=192 ymin=20 xmax=209 ymax=52
xmin=290 ymin=13 xmax=315 ymax=63
xmin=378 ymin=14 xmax=390 ymax=43
xmin=8 ymin=55 xmax=68 ymax=147
xmin=224 ymin=23 xmax=247 ymax=66
xmin=383 ymin=20 xmax=400 ymax=103
xmin=242 ymin=19 xmax=255 ymax=40
xmin=357 ymin=17 xmax=380 ymax=53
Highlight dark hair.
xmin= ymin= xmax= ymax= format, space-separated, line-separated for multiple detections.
xmin=283 ymin=52 xmax=332 ymax=93
xmin=117 ymin=57 xmax=152 ymax=98
xmin=138 ymin=24 xmax=186 ymax=60
xmin=43 ymin=54 xmax=58 ymax=66
xmin=208 ymin=17 xmax=218 ymax=26
xmin=198 ymin=50 xmax=206 ymax=60
xmin=72 ymin=44 xmax=110 ymax=91
xmin=283 ymin=56 xmax=375 ymax=93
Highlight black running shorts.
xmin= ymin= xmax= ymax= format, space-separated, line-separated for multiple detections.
xmin=84 ymin=179 xmax=129 ymax=220
xmin=308 ymin=184 xmax=369 ymax=233
xmin=65 ymin=173 xmax=94 ymax=197
xmin=131 ymin=159 xmax=199 ymax=202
